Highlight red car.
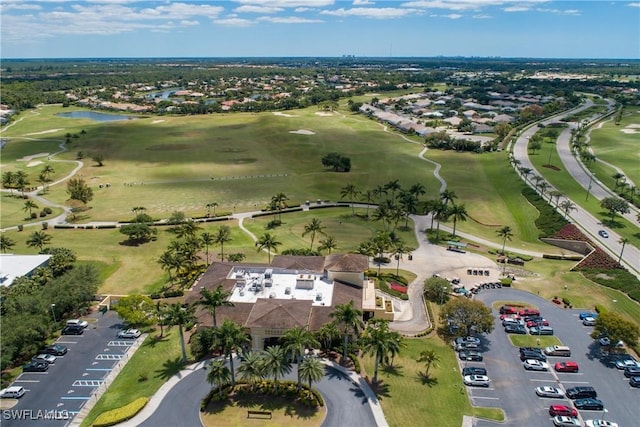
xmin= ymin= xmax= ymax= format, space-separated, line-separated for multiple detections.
xmin=519 ymin=308 xmax=540 ymax=317
xmin=555 ymin=361 xmax=579 ymax=373
xmin=499 ymin=305 xmax=518 ymax=315
xmin=526 ymin=319 xmax=550 ymax=328
xmin=549 ymin=404 xmax=578 ymax=417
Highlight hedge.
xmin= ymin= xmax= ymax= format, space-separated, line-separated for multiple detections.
xmin=521 ymin=187 xmax=567 ymax=238
xmin=92 ymin=397 xmax=149 ymax=427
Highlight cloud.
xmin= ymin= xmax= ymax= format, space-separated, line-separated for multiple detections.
xmin=353 ymin=0 xmax=375 ymax=4
xmin=213 ymin=17 xmax=255 ymax=26
xmin=472 ymin=13 xmax=492 ymax=19
xmin=233 ymin=0 xmax=334 ymax=8
xmin=234 ymin=5 xmax=283 ymax=13
xmin=535 ymin=7 xmax=581 ymax=16
xmin=442 ymin=13 xmax=463 ymax=19
xmin=321 ymin=7 xmax=418 ymax=19
xmin=628 ymin=2 xmax=640 ymax=7
xmin=402 ymin=0 xmax=551 ymax=12
xmin=257 ymin=16 xmax=323 ymax=23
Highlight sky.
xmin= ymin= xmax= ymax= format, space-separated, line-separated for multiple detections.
xmin=1 ymin=0 xmax=639 ymax=59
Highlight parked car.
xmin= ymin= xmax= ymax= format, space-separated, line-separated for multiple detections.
xmin=519 ymin=347 xmax=543 ymax=355
xmin=535 ymin=386 xmax=564 ymax=398
xmin=552 ymin=416 xmax=582 ymax=427
xmin=544 ymin=345 xmax=571 ymax=357
xmin=66 ymin=319 xmax=89 ymax=328
xmin=504 ymin=324 xmax=526 ymax=334
xmin=599 ymin=337 xmax=623 ymax=348
xmin=529 ymin=326 xmax=554 ymax=335
xmin=499 ymin=305 xmax=518 ymax=315
xmin=0 ymin=386 xmax=25 ymax=399
xmin=566 ymin=386 xmax=597 ymax=399
xmin=518 ymin=308 xmax=540 ymax=317
xmin=457 ymin=336 xmax=481 ymax=345
xmin=585 ymin=420 xmax=619 ymax=427
xmin=520 ymin=350 xmax=547 ymax=362
xmin=458 ymin=351 xmax=483 ymax=361
xmin=499 ymin=313 xmax=520 ymax=321
xmin=61 ymin=325 xmax=84 ymax=335
xmin=33 ymin=354 xmax=56 ymax=364
xmin=118 ymin=329 xmax=142 ymax=339
xmin=502 ymin=318 xmax=523 ymax=327
xmin=574 ymin=398 xmax=604 ymax=411
xmin=526 ymin=319 xmax=550 ymax=328
xmin=39 ymin=344 xmax=68 ymax=356
xmin=523 ymin=359 xmax=550 ymax=371
xmin=579 ymin=312 xmax=597 ymax=320
xmin=553 ymin=416 xmax=582 ymax=427
xmin=455 ymin=341 xmax=480 ymax=352
xmin=463 ymin=375 xmax=490 ymax=387
xmin=614 ymin=356 xmax=639 ymax=370
xmin=22 ymin=361 xmax=49 ymax=372
xmin=555 ymin=361 xmax=579 ymax=373
xmin=582 ymin=317 xmax=597 ymax=326
xmin=549 ymin=404 xmax=578 ymax=417
xmin=623 ymin=365 xmax=640 ymax=377
xmin=630 ymin=376 xmax=640 ymax=387
xmin=598 ymin=230 xmax=609 ymax=238
xmin=462 ymin=367 xmax=487 ymax=377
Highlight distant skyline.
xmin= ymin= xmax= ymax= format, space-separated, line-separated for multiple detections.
xmin=1 ymin=0 xmax=639 ymax=60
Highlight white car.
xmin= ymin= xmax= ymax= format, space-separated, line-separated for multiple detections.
xmin=0 ymin=386 xmax=26 ymax=399
xmin=463 ymin=374 xmax=490 ymax=387
xmin=33 ymin=354 xmax=56 ymax=364
xmin=582 ymin=316 xmax=596 ymax=326
xmin=117 ymin=329 xmax=141 ymax=339
xmin=535 ymin=386 xmax=564 ymax=398
xmin=66 ymin=319 xmax=89 ymax=328
xmin=585 ymin=420 xmax=619 ymax=427
xmin=523 ymin=359 xmax=550 ymax=371
xmin=553 ymin=416 xmax=582 ymax=427
xmin=614 ymin=358 xmax=639 ymax=370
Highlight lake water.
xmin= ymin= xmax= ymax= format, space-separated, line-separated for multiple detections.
xmin=56 ymin=111 xmax=138 ymax=122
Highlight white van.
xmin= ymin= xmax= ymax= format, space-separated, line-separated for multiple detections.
xmin=0 ymin=386 xmax=26 ymax=399
xmin=543 ymin=345 xmax=571 ymax=357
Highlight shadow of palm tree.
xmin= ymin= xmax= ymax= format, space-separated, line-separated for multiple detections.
xmin=417 ymin=372 xmax=439 ymax=387
xmin=154 ymin=356 xmax=185 ymax=380
xmin=144 ymin=334 xmax=170 ymax=348
xmin=382 ymin=364 xmax=403 ymax=377
xmin=367 ymin=381 xmax=391 ymax=400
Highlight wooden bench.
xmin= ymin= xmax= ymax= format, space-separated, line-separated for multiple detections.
xmin=247 ymin=410 xmax=272 ymax=419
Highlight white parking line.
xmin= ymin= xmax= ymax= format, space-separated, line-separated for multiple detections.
xmin=530 ymin=378 xmax=556 ymax=382
xmin=56 ymin=341 xmax=78 ymax=344
xmin=471 ymin=396 xmax=500 ymax=400
xmin=559 ymin=380 xmax=589 ymax=384
xmin=13 ymin=379 xmax=41 ymax=383
xmin=107 ymin=341 xmax=133 ymax=347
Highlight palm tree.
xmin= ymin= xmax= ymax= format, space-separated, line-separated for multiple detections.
xmin=356 ymin=239 xmax=377 ymax=266
xmin=215 ymin=320 xmax=249 ymax=387
xmin=26 ymin=231 xmax=52 ymax=252
xmin=385 ymin=179 xmax=402 ymax=202
xmin=213 ymin=225 xmax=232 ymax=261
xmin=237 ymin=351 xmax=265 ymax=390
xmin=318 ymin=235 xmax=338 ymax=254
xmin=261 ymin=345 xmax=292 ymax=393
xmin=174 ymin=220 xmax=201 ymax=239
xmin=440 ymin=189 xmax=457 ymax=206
xmin=416 ymin=349 xmax=440 ymax=379
xmin=549 ymin=191 xmax=563 ymax=208
xmin=271 ymin=193 xmax=289 ymax=221
xmin=434 ymin=203 xmax=451 ymax=239
xmin=391 ymin=240 xmax=409 ymax=276
xmin=2 ymin=171 xmax=16 ymax=194
xmin=496 ymin=226 xmax=514 ymax=254
xmin=255 ymin=232 xmax=281 ymax=264
xmin=196 ymin=285 xmax=234 ymax=328
xmin=23 ymin=199 xmax=38 ymax=219
xmin=612 ymin=172 xmax=625 ymax=189
xmin=155 ymin=301 xmax=170 ymax=338
xmin=360 ymin=189 xmax=375 ymax=217
xmin=618 ymin=238 xmax=630 ymax=263
xmin=14 ymin=171 xmax=29 ymax=197
xmin=372 ymin=184 xmax=387 ymax=204
xmin=158 ymin=250 xmax=180 ymax=286
xmin=519 ymin=167 xmax=533 ymax=184
xmin=559 ymin=200 xmax=576 ymax=218
xmin=409 ymin=182 xmax=426 ymax=198
xmin=538 ymin=181 xmax=549 ymax=199
xmin=299 ymin=357 xmax=324 ymax=390
xmin=449 ymin=203 xmax=468 ymax=237
xmin=330 ymin=301 xmax=364 ymax=365
xmin=0 ymin=234 xmax=16 ymax=253
xmin=281 ymin=326 xmax=320 ymax=389
xmin=340 ymin=184 xmax=359 ymax=215
xmin=200 ymin=232 xmax=215 ymax=264
xmin=205 ymin=202 xmax=218 ymax=217
xmin=372 ymin=231 xmax=392 ymax=275
xmin=302 ymin=218 xmax=326 ymax=250
xmin=207 ymin=360 xmax=231 ymax=399
xmin=41 ymin=164 xmax=55 ymax=181
xmin=166 ymin=303 xmax=196 ymax=363
xmin=315 ymin=322 xmax=340 ymax=352
xmin=360 ymin=319 xmax=403 ymax=384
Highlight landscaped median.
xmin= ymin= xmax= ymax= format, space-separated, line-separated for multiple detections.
xmin=92 ymin=397 xmax=149 ymax=427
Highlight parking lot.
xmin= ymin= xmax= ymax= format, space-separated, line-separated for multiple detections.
xmin=2 ymin=311 xmax=138 ymax=427
xmin=460 ymin=288 xmax=639 ymax=427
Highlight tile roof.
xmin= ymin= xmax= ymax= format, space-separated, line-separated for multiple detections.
xmin=323 ymin=253 xmax=368 ymax=272
xmin=245 ymin=299 xmax=313 ymax=329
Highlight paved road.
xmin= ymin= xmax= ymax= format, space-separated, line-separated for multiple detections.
xmin=511 ymin=101 xmax=640 ymax=278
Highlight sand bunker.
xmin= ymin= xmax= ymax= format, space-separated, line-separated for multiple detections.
xmin=152 ymin=120 xmax=165 ymax=124
xmin=621 ymin=124 xmax=640 ymax=134
xmin=289 ymin=129 xmax=316 ymax=135
xmin=24 ymin=129 xmax=63 ymax=136
xmin=27 ymin=161 xmax=44 ymax=167
xmin=273 ymin=112 xmax=298 ymax=118
xmin=18 ymin=153 xmax=50 ymax=161
xmin=315 ymin=112 xmax=334 ymax=117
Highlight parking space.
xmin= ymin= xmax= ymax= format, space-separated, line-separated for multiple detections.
xmin=2 ymin=311 xmax=139 ymax=427
xmin=471 ymin=288 xmax=639 ymax=427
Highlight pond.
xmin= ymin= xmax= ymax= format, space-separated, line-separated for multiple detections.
xmin=56 ymin=111 xmax=139 ymax=122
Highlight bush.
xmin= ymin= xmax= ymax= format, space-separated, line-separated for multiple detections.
xmin=162 ymin=289 xmax=184 ymax=298
xmin=93 ymin=397 xmax=149 ymax=427
xmin=266 ymin=219 xmax=282 ymax=229
xmin=348 ymin=352 xmax=361 ymax=374
xmin=39 ymin=210 xmax=47 ymax=217
xmin=42 ymin=222 xmax=48 ymax=230
xmin=595 ymin=304 xmax=608 ymax=314
xmin=17 ymin=225 xmax=23 ymax=231
xmin=521 ymin=187 xmax=567 ymax=237
xmin=43 ymin=207 xmax=52 ymax=214
xmin=30 ymin=212 xmax=37 ymax=219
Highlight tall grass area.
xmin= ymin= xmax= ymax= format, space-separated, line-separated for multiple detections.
xmin=360 ymin=337 xmax=503 ymax=427
xmin=80 ymin=330 xmax=188 ymax=427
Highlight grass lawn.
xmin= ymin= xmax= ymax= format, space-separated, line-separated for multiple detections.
xmin=508 ymin=335 xmax=561 ymax=348
xmin=360 ymin=337 xmax=503 ymax=427
xmin=80 ymin=329 xmax=189 ymax=427
xmin=201 ymin=393 xmax=324 ymax=427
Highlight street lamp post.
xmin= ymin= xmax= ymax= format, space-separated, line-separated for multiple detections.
xmin=585 ymin=174 xmax=595 ymax=201
xmin=50 ymin=304 xmax=56 ymax=323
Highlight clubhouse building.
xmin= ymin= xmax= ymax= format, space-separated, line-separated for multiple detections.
xmin=187 ymin=254 xmax=391 ymax=350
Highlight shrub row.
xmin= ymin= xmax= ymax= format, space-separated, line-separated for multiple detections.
xmin=348 ymin=353 xmax=361 ymax=374
xmin=521 ymin=187 xmax=568 ymax=238
xmin=581 ymin=269 xmax=640 ymax=303
xmin=542 ymin=253 xmax=583 ymax=261
xmin=93 ymin=397 xmax=149 ymax=427
xmin=149 ymin=289 xmax=184 ymax=299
